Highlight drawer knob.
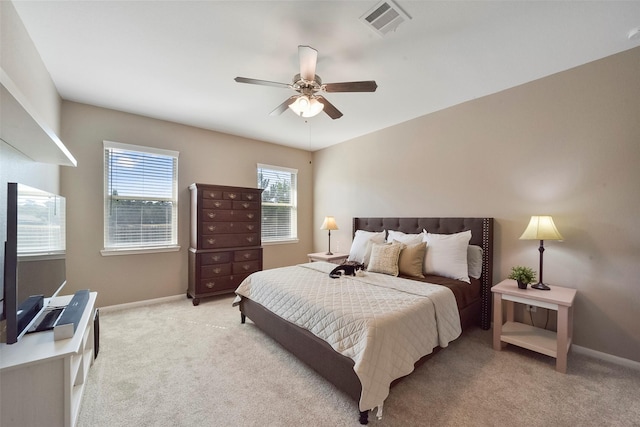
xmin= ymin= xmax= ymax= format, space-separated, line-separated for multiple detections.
xmin=214 ymin=201 xmax=222 ymax=208
xmin=246 ymin=194 xmax=254 ymax=200
xmin=229 ymin=193 xmax=237 ymax=199
xmin=206 ymin=282 xmax=215 ymax=289
xmin=212 ymin=255 xmax=220 ymax=261
xmin=207 ymin=212 xmax=216 ymax=219
xmin=246 ymin=225 xmax=254 ymax=230
xmin=243 ymin=253 xmax=251 ymax=259
xmin=243 ymin=264 xmax=251 ymax=271
xmin=213 ymin=268 xmax=221 ymax=274
xmin=246 ymin=237 xmax=254 ymax=242
xmin=247 ymin=213 xmax=254 ymax=219
xmin=208 ymin=225 xmax=216 ymax=231
xmin=207 ymin=192 xmax=215 ymax=198
xmin=242 ymin=202 xmax=250 ymax=208
xmin=208 ymin=238 xmax=216 ymax=244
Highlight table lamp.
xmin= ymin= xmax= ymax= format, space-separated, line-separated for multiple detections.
xmin=519 ymin=215 xmax=563 ymax=290
xmin=320 ymin=216 xmax=338 ymax=255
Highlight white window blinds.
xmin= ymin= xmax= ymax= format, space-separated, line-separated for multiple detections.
xmin=17 ymin=185 xmax=66 ymax=255
xmin=103 ymin=141 xmax=179 ymax=250
xmin=257 ymin=164 xmax=298 ymax=242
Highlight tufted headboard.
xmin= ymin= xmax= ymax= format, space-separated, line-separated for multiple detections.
xmin=353 ymin=217 xmax=494 ymax=330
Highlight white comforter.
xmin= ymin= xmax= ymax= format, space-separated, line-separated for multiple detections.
xmin=234 ymin=262 xmax=462 ymax=413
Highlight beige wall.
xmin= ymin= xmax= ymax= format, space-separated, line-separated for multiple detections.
xmin=312 ymin=47 xmax=640 ymax=363
xmin=1 ymin=1 xmax=62 ymax=137
xmin=59 ymin=102 xmax=313 ymax=308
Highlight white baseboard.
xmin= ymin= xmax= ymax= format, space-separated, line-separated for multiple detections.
xmin=572 ymin=344 xmax=640 ymax=371
xmin=99 ymin=294 xmax=184 ymax=313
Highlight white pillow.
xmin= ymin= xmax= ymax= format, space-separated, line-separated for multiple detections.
xmin=347 ymin=230 xmax=386 ymax=265
xmin=423 ymin=230 xmax=472 ymax=283
xmin=468 ymin=245 xmax=483 ymax=279
xmin=367 ymin=242 xmax=403 ymax=276
xmin=387 ymin=230 xmax=424 ymax=245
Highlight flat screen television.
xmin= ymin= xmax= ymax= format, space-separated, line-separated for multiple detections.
xmin=2 ymin=182 xmax=66 ymax=344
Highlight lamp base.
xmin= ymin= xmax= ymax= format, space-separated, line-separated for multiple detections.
xmin=325 ymin=251 xmax=333 ymax=255
xmin=531 ymin=282 xmax=551 ymax=291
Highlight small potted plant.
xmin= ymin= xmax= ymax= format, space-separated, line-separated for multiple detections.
xmin=508 ymin=266 xmax=536 ymax=289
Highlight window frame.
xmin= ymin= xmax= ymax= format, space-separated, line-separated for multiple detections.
xmin=101 ymin=140 xmax=180 ymax=256
xmin=257 ymin=163 xmax=299 ymax=245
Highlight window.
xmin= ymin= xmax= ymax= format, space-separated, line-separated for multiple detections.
xmin=257 ymin=164 xmax=298 ymax=243
xmin=103 ymin=141 xmax=179 ymax=254
xmin=17 ymin=184 xmax=65 ymax=255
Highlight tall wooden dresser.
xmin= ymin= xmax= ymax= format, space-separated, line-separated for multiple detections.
xmin=188 ymin=183 xmax=263 ymax=306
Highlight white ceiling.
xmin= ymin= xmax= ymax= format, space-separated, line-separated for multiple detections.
xmin=12 ymin=1 xmax=640 ymax=151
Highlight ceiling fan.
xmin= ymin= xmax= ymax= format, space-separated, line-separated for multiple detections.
xmin=234 ymin=45 xmax=377 ymax=120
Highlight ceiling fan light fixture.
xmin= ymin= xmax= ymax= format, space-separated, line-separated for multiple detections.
xmin=288 ymin=96 xmax=324 ymax=117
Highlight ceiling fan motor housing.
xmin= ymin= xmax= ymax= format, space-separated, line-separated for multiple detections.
xmin=293 ymin=73 xmax=323 ymax=93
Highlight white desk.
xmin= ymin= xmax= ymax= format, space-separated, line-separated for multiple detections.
xmin=1 ymin=292 xmax=97 ymax=427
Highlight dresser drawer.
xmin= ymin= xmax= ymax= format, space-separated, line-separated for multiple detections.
xmin=201 ymin=263 xmax=232 ymax=278
xmin=234 ymin=248 xmax=262 ymax=262
xmin=242 ymin=192 xmax=260 ymax=201
xmin=223 ymin=191 xmax=242 ymax=200
xmin=232 ymin=200 xmax=260 ymax=210
xmin=202 ymin=199 xmax=232 ymax=209
xmin=197 ymin=276 xmax=236 ymax=293
xmin=201 ymin=222 xmax=259 ymax=235
xmin=201 ymin=209 xmax=259 ymax=222
xmin=201 ymin=233 xmax=260 ymax=249
xmin=196 ymin=273 xmax=252 ymax=294
xmin=199 ymin=251 xmax=232 ymax=265
xmin=233 ymin=260 xmax=262 ymax=274
xmin=201 ymin=189 xmax=222 ymax=200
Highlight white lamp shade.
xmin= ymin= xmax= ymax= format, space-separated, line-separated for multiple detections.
xmin=288 ymin=96 xmax=324 ymax=117
xmin=320 ymin=216 xmax=338 ymax=231
xmin=519 ymin=216 xmax=564 ymax=240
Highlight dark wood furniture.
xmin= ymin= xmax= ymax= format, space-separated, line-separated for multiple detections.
xmin=188 ymin=183 xmax=263 ymax=306
xmin=238 ymin=217 xmax=493 ymax=424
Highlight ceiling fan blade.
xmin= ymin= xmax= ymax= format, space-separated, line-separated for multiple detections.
xmin=323 ymin=81 xmax=378 ymax=93
xmin=316 ymin=96 xmax=343 ymax=120
xmin=269 ymin=96 xmax=298 ymax=116
xmin=235 ymin=76 xmax=291 ymax=89
xmin=298 ymin=45 xmax=318 ymax=82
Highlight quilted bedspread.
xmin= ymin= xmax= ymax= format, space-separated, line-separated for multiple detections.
xmin=234 ymin=262 xmax=462 ymax=413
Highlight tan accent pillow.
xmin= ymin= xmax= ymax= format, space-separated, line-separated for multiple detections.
xmin=367 ymin=242 xmax=403 ymax=276
xmin=397 ymin=241 xmax=426 ymax=278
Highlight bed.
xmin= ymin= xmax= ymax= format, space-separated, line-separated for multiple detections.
xmin=235 ymin=217 xmax=494 ymax=424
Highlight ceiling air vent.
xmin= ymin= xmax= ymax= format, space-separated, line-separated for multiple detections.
xmin=360 ymin=0 xmax=411 ymax=36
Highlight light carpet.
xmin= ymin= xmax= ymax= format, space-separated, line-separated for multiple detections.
xmin=78 ymin=295 xmax=640 ymax=426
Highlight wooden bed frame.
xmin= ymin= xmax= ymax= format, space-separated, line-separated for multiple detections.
xmin=239 ymin=217 xmax=494 ymax=424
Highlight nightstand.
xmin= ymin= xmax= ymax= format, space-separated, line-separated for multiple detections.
xmin=307 ymin=252 xmax=348 ymax=264
xmin=492 ymin=279 xmax=577 ymax=373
